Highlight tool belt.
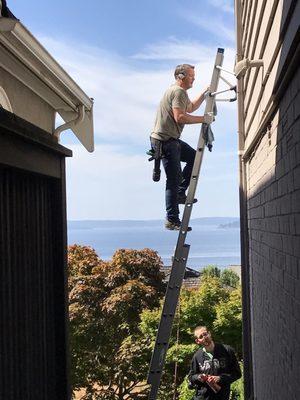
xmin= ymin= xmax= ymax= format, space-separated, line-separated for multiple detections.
xmin=147 ymin=138 xmax=164 ymax=182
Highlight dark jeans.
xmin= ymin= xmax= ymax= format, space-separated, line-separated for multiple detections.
xmin=161 ymin=138 xmax=196 ymax=221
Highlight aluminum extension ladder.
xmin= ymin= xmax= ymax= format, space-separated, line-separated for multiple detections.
xmin=147 ymin=48 xmax=235 ymax=400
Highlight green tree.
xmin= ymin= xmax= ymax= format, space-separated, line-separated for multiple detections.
xmin=220 ymin=269 xmax=240 ymax=288
xmin=200 ymin=265 xmax=221 ymax=279
xmin=230 ymin=362 xmax=244 ymax=399
xmin=68 ymin=245 xmax=165 ymax=399
xmin=177 ymin=377 xmax=194 ymax=400
xmin=213 ymin=288 xmax=243 ymax=356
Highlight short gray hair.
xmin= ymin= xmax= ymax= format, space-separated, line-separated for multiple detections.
xmin=174 ymin=64 xmax=195 ymax=79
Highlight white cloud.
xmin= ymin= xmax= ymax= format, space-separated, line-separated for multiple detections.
xmin=208 ymin=0 xmax=234 ymax=13
xmin=66 ymin=143 xmax=239 ymax=220
xmin=184 ymin=13 xmax=235 ymax=43
xmin=37 ymin=35 xmax=239 ymax=219
xmin=65 ymin=144 xmax=165 ymax=220
xmin=132 ymin=37 xmax=216 ymax=62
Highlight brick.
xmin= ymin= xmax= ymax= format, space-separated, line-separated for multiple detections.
xmin=294 ymin=165 xmax=300 ymax=190
xmin=269 ymin=247 xmax=276 ymax=264
xmin=280 ymin=194 xmax=292 ymax=215
xmin=294 ymin=92 xmax=300 ymax=120
xmin=271 ymin=181 xmax=278 ymax=199
xmin=272 ymin=216 xmax=280 ymax=233
xmin=293 ymin=299 xmax=300 ymax=320
xmin=291 ymin=190 xmax=300 ymax=213
xmin=274 ymin=250 xmax=286 ymax=269
xmin=287 ymin=170 xmax=294 ymax=193
xmin=290 ymin=214 xmax=296 ymax=235
xmin=273 ymin=265 xmax=284 ymax=286
xmin=267 ymin=200 xmax=278 ymax=217
xmin=296 ymin=142 xmax=300 ymax=165
xmin=296 ymin=319 xmax=300 ymax=345
xmin=295 ymin=214 xmax=300 ymax=235
xmin=276 ymin=140 xmax=283 ymax=160
xmin=284 ymin=272 xmax=295 ymax=296
xmin=282 ymin=235 xmax=294 ymax=256
xmin=289 ymin=146 xmax=297 ymax=170
xmin=287 ymin=102 xmax=295 ymax=132
xmin=279 ymin=215 xmax=290 ymax=234
xmin=293 ymin=236 xmax=300 ymax=258
xmin=276 ymin=157 xmax=286 ymax=179
xmin=294 ymin=119 xmax=300 ymax=145
xmin=296 ymin=281 xmax=300 ymax=302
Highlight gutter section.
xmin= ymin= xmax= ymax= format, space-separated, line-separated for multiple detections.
xmin=235 ymin=1 xmax=254 ymax=399
xmin=0 ymin=17 xmax=94 ymax=152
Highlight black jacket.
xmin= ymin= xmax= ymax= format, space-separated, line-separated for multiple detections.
xmin=189 ymin=343 xmax=241 ymax=400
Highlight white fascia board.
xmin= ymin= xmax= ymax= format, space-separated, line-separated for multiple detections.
xmin=0 ymin=17 xmax=94 ymax=151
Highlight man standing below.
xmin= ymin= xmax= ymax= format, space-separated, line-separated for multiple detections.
xmin=151 ymin=64 xmax=213 ymax=230
xmin=189 ymin=326 xmax=241 ymax=400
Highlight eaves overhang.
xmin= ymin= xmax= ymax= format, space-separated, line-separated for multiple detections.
xmin=0 ymin=17 xmax=94 ymax=152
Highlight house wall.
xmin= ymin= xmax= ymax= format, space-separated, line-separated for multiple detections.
xmin=237 ymin=1 xmax=300 ymax=399
xmin=0 ymin=66 xmax=55 ymax=133
xmin=0 ymin=107 xmax=72 ymax=400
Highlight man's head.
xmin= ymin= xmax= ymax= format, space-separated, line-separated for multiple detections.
xmin=174 ymin=64 xmax=195 ymax=90
xmin=194 ymin=326 xmax=213 ymax=347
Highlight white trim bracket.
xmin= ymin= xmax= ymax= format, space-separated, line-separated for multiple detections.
xmin=54 ymin=104 xmax=85 ymax=140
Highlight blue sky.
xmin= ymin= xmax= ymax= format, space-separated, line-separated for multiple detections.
xmin=10 ymin=0 xmax=239 ymax=220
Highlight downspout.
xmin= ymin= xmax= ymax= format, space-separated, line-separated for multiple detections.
xmin=53 ymin=104 xmax=85 ymax=141
xmin=235 ymin=1 xmax=254 ymax=399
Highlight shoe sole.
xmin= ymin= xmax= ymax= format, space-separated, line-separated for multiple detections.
xmin=165 ymin=224 xmax=192 ymax=232
xmin=178 ymin=199 xmax=198 ymax=205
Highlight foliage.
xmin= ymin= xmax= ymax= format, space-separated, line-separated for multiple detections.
xmin=177 ymin=377 xmax=194 ymax=400
xmin=230 ymin=363 xmax=244 ymax=399
xmin=200 ymin=265 xmax=221 ymax=278
xmin=220 ymin=269 xmax=240 ymax=288
xmin=68 ymin=245 xmax=165 ymax=399
xmin=213 ymin=289 xmax=243 ymax=356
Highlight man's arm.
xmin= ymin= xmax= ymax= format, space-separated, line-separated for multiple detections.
xmin=187 ymin=89 xmax=208 ymax=113
xmin=188 ymin=354 xmax=205 ymax=387
xmin=173 ymin=108 xmax=213 ymax=125
xmin=218 ymin=346 xmax=242 ymax=386
xmin=173 ymin=107 xmax=205 ymax=124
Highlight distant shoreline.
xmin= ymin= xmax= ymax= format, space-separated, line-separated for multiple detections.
xmin=68 ymin=217 xmax=240 ymax=230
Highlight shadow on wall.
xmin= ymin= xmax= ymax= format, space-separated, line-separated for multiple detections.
xmin=245 ymin=2 xmax=300 ymax=400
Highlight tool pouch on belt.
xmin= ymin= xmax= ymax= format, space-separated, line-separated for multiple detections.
xmin=147 ymin=138 xmax=163 ymax=182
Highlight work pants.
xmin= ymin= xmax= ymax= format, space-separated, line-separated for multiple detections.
xmin=161 ymin=138 xmax=195 ymax=222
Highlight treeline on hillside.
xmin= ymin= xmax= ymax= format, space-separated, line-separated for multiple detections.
xmin=68 ymin=245 xmax=242 ymax=400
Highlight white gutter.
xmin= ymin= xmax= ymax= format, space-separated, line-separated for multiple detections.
xmin=0 ymin=17 xmax=94 ymax=152
xmin=235 ymin=0 xmax=253 ymax=398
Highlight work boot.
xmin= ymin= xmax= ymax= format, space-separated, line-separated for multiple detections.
xmin=177 ymin=194 xmax=198 ymax=205
xmin=165 ymin=219 xmax=192 ymax=231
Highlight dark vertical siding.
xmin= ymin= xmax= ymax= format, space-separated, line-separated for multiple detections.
xmin=0 ymin=108 xmax=72 ymax=400
xmin=0 ymin=166 xmax=66 ymax=399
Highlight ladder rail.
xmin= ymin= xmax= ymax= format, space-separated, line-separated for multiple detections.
xmin=147 ymin=48 xmax=225 ymax=400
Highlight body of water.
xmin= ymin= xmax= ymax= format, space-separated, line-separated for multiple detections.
xmin=67 ymin=218 xmax=241 ymax=271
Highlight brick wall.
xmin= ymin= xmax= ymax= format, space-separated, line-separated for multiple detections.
xmin=246 ymin=66 xmax=300 ymax=399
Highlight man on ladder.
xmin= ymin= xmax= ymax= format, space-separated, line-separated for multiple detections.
xmin=150 ymin=64 xmax=214 ymax=230
xmin=147 ymin=49 xmax=238 ymax=400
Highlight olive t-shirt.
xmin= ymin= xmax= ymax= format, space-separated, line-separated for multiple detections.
xmin=151 ymin=84 xmax=191 ymax=141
